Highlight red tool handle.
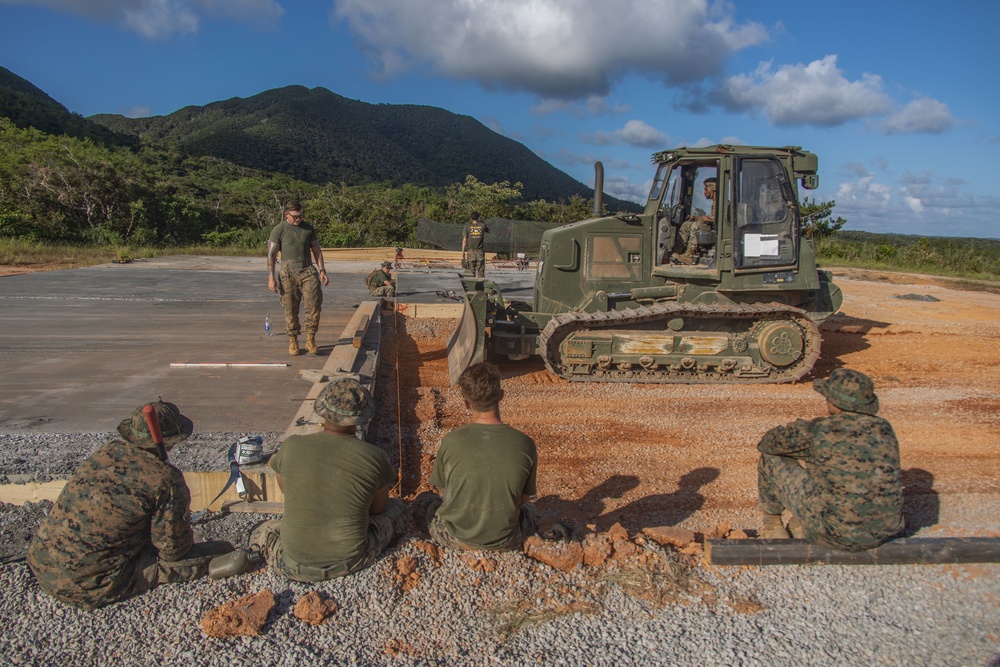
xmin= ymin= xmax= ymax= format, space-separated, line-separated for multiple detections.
xmin=142 ymin=404 xmax=168 ymax=461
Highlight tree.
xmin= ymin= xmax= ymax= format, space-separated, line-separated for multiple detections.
xmin=800 ymin=197 xmax=846 ymax=239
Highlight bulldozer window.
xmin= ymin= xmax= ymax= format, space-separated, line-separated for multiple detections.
xmin=735 ymin=158 xmax=797 ymax=269
xmin=588 ymin=235 xmax=642 ymax=280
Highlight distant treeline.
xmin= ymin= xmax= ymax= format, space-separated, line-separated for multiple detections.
xmin=816 ymin=231 xmax=1000 ymax=280
xmin=0 ymin=118 xmax=597 ymax=249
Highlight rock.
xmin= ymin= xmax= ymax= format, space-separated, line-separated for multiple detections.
xmin=466 ymin=557 xmax=497 ymax=573
xmin=642 ymin=526 xmax=696 ymax=549
xmin=679 ymin=542 xmax=704 ymax=557
xmin=293 ymin=591 xmax=338 ymax=626
xmin=395 ymin=555 xmax=418 ymax=576
xmin=607 ymin=522 xmax=629 ymax=541
xmin=581 ymin=534 xmax=613 ymax=567
xmin=201 ymin=589 xmax=275 ymax=637
xmin=726 ymin=529 xmax=749 ymax=540
xmin=415 ymin=540 xmax=440 ymax=562
xmin=708 ymin=521 xmax=732 ymax=539
xmin=523 ymin=536 xmax=584 ymax=572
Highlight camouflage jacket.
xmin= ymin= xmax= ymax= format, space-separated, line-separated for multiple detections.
xmin=758 ymin=412 xmax=904 ymax=550
xmin=27 ymin=439 xmax=194 ymax=608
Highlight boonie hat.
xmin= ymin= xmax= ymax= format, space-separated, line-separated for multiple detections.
xmin=381 ymin=260 xmax=392 ymax=268
xmin=314 ymin=378 xmax=376 ymax=426
xmin=813 ymin=368 xmax=879 ymax=416
xmin=117 ymin=401 xmax=194 ymax=448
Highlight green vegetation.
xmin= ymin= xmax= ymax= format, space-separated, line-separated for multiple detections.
xmin=816 ymin=231 xmax=1000 ymax=281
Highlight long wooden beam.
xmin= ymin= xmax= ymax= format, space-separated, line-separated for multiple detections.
xmin=705 ymin=537 xmax=1000 ymax=565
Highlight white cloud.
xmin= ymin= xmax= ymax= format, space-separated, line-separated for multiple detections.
xmin=586 ymin=120 xmax=668 ymax=148
xmin=604 ymin=175 xmax=648 ymax=204
xmin=832 ymin=168 xmax=1000 ymax=238
xmin=880 ymin=97 xmax=954 ymax=135
xmin=2 ymin=0 xmax=284 ymax=38
xmin=333 ymin=0 xmax=767 ymax=98
xmin=716 ymin=55 xmax=892 ymax=126
xmin=124 ymin=105 xmax=153 ymax=118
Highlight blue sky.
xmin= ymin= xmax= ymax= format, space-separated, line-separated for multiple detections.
xmin=2 ymin=1 xmax=998 ymax=239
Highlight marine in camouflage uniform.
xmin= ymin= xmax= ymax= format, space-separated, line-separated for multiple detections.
xmin=268 ymin=201 xmax=329 ymax=355
xmin=461 ymin=211 xmax=489 ymax=278
xmin=368 ymin=260 xmax=396 ymax=298
xmin=757 ymin=368 xmax=905 ymax=551
xmin=26 ymin=402 xmax=234 ymax=610
xmin=672 ymin=177 xmax=716 ymax=265
xmin=249 ymin=378 xmax=408 ymax=582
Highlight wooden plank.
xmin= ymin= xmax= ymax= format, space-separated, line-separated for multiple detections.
xmin=705 ymin=537 xmax=1000 ymax=566
xmin=282 ymin=300 xmax=381 ymax=441
xmin=0 ymin=480 xmax=67 ymax=504
xmin=353 ymin=314 xmax=371 ymax=348
xmin=394 ymin=302 xmax=463 ymax=319
xmin=0 ymin=470 xmax=286 ymax=510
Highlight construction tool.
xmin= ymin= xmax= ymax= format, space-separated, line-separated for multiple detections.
xmin=191 ymin=442 xmax=245 ymax=524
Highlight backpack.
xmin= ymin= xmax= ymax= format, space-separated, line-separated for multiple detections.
xmin=364 ymin=270 xmax=378 ymax=287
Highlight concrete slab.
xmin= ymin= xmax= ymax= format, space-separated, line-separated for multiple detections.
xmin=0 ymin=258 xmax=370 ymax=434
xmin=0 ymin=257 xmax=536 ymax=435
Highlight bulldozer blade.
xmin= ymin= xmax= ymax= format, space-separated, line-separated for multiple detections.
xmin=446 ymin=290 xmax=487 ymax=386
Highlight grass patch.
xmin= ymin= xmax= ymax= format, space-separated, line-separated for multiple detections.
xmin=597 ymin=553 xmax=713 ymax=607
xmin=0 ymin=239 xmax=263 ymax=269
xmin=490 ymin=600 xmax=600 ymax=637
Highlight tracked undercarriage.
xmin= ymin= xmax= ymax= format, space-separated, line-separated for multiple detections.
xmin=537 ymin=302 xmax=821 ymax=384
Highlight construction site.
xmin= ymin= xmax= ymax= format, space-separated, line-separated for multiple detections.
xmin=0 ymin=250 xmax=998 ymax=666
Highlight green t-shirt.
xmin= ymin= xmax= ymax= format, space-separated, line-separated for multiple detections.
xmin=269 ymin=221 xmax=317 ymax=265
xmin=270 ymin=432 xmax=396 ymax=567
xmin=463 ymin=222 xmax=489 ymax=251
xmin=429 ymin=423 xmax=537 ymax=550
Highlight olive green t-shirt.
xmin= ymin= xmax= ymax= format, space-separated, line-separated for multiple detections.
xmin=270 ymin=432 xmax=396 ymax=567
xmin=269 ymin=221 xmax=317 ymax=265
xmin=429 ymin=423 xmax=537 ymax=550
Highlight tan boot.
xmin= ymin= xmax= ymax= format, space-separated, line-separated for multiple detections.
xmin=760 ymin=513 xmax=790 ymax=539
xmin=305 ymin=333 xmax=318 ymax=354
xmin=288 ymin=336 xmax=302 ymax=356
xmin=786 ymin=515 xmax=806 ymax=539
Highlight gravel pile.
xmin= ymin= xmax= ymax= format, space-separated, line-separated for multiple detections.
xmin=1 ymin=492 xmax=997 ymax=665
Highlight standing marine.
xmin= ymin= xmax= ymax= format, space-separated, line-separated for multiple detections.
xmin=27 ymin=402 xmax=234 ymax=610
xmin=268 ymin=201 xmax=329 ymax=356
xmin=249 ymin=378 xmax=408 ymax=581
xmin=461 ymin=211 xmax=489 ymax=278
xmin=756 ymin=368 xmax=905 ymax=551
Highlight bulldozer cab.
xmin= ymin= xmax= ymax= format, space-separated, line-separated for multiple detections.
xmin=652 ymin=148 xmax=805 ymax=276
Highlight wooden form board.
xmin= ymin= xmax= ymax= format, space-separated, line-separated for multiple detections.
xmin=393 ymin=302 xmax=463 ymax=319
xmin=0 ymin=470 xmax=287 ymax=512
xmin=705 ymin=537 xmax=1000 ymax=565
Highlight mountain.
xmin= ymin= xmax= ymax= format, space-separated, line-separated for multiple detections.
xmin=0 ymin=66 xmax=133 ymax=146
xmin=90 ymin=85 xmax=638 ymax=209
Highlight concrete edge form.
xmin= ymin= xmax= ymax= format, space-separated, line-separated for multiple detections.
xmin=705 ymin=536 xmax=1000 ymax=565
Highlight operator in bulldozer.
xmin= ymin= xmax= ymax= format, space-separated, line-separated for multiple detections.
xmin=671 ymin=176 xmax=716 ymax=265
xmin=756 ymin=368 xmax=905 ymax=551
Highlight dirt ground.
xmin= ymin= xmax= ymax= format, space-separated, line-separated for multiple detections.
xmin=372 ymin=269 xmax=1000 ymax=540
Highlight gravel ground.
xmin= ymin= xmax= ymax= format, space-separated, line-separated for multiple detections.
xmin=1 ymin=495 xmax=997 ymax=666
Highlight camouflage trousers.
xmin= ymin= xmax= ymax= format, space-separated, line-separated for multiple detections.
xmin=758 ymin=453 xmax=851 ymax=550
xmin=248 ymin=499 xmax=408 ymax=583
xmin=466 ymin=249 xmax=486 ymax=278
xmin=369 ymin=285 xmax=396 ymax=298
xmin=279 ymin=264 xmax=322 ymax=336
xmin=411 ymin=491 xmax=540 ymax=551
xmin=34 ymin=540 xmax=234 ymax=611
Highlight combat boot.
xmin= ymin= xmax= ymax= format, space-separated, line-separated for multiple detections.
xmin=759 ymin=513 xmax=790 ymax=539
xmin=786 ymin=515 xmax=806 ymax=539
xmin=305 ymin=333 xmax=318 ymax=355
xmin=288 ymin=335 xmax=302 ymax=356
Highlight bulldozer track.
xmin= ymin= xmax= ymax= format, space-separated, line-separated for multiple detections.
xmin=537 ymin=301 xmax=822 ymax=384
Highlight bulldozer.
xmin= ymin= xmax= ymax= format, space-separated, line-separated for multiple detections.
xmin=447 ymin=144 xmax=843 ymax=385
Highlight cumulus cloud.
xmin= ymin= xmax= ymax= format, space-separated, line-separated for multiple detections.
xmin=833 ymin=167 xmax=1000 ymax=237
xmin=586 ymin=120 xmax=668 ymax=148
xmin=604 ymin=174 xmax=648 ymax=203
xmin=715 ymin=55 xmax=892 ymax=126
xmin=333 ymin=0 xmax=767 ymax=98
xmin=880 ymin=97 xmax=954 ymax=135
xmin=2 ymin=0 xmax=284 ymax=38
